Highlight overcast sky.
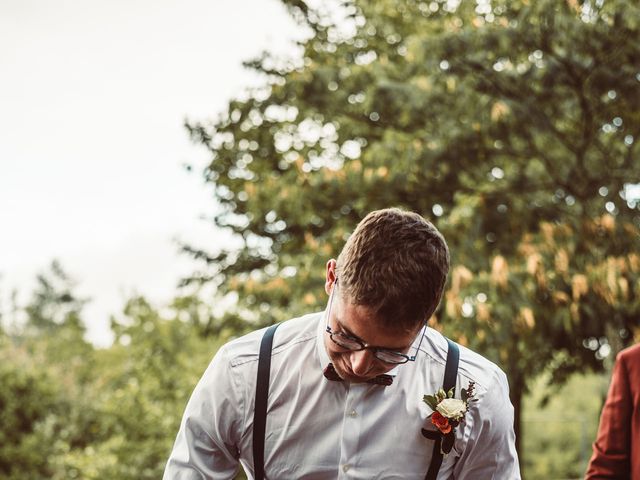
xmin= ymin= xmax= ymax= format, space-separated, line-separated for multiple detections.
xmin=0 ymin=0 xmax=304 ymax=346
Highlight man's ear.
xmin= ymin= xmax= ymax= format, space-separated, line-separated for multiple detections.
xmin=325 ymin=259 xmax=337 ymax=295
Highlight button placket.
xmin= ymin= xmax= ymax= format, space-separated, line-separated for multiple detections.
xmin=338 ymin=384 xmax=367 ymax=478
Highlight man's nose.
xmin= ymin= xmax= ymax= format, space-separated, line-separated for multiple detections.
xmin=349 ymin=349 xmax=375 ymax=376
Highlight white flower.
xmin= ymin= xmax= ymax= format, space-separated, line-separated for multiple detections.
xmin=436 ymin=398 xmax=467 ymax=419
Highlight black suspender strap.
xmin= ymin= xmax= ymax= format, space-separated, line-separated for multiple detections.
xmin=442 ymin=338 xmax=460 ymax=394
xmin=253 ymin=323 xmax=280 ymax=480
xmin=425 ymin=337 xmax=460 ymax=480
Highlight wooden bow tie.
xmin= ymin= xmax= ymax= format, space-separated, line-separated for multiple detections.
xmin=323 ymin=363 xmax=394 ymax=386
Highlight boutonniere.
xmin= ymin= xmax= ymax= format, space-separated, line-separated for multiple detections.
xmin=421 ymin=382 xmax=476 ymax=454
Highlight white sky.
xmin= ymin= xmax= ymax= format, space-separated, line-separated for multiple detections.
xmin=0 ymin=0 xmax=304 ymax=346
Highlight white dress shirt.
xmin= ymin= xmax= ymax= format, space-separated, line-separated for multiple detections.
xmin=164 ymin=311 xmax=520 ymax=479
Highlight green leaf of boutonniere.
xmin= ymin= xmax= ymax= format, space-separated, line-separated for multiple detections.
xmin=423 ymin=394 xmax=439 ymax=411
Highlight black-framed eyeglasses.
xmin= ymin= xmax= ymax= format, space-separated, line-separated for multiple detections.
xmin=324 ymin=279 xmax=427 ymax=365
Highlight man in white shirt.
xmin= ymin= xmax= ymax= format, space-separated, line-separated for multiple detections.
xmin=164 ymin=208 xmax=521 ymax=479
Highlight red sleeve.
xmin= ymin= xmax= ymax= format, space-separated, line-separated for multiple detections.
xmin=585 ymin=352 xmax=632 ymax=479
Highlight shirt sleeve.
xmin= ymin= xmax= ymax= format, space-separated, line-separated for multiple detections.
xmin=453 ymin=369 xmax=521 ymax=479
xmin=163 ymin=345 xmax=244 ymax=480
xmin=585 ymin=352 xmax=632 ymax=479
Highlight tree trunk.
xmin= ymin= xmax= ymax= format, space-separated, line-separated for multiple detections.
xmin=510 ymin=375 xmax=525 ymax=478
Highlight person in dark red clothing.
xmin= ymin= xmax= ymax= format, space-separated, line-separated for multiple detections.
xmin=586 ymin=342 xmax=640 ymax=479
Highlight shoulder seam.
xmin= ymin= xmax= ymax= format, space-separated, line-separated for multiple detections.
xmin=229 ymin=330 xmax=317 ymax=368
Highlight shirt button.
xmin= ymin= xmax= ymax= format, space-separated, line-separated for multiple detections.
xmin=348 ymin=409 xmax=358 ymax=417
xmin=342 ymin=464 xmax=351 ymax=472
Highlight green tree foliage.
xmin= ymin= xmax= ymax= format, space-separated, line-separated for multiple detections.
xmin=0 ymin=263 xmax=100 ymax=479
xmin=0 ymin=264 xmax=222 ymax=479
xmin=0 ymin=341 xmax=63 ymax=480
xmin=66 ymin=297 xmax=221 ymax=480
xmin=522 ymin=371 xmax=606 ymax=478
xmin=183 ymin=0 xmax=640 ymax=454
xmin=23 ymin=260 xmax=87 ymax=334
xmin=73 ymin=296 xmax=219 ymax=480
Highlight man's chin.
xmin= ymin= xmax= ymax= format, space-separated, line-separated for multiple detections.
xmin=335 ymin=366 xmax=372 ymax=383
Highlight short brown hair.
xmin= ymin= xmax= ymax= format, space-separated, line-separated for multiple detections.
xmin=336 ymin=208 xmax=450 ymax=331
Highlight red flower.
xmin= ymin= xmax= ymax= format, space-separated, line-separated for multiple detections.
xmin=431 ymin=411 xmax=452 ymax=434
